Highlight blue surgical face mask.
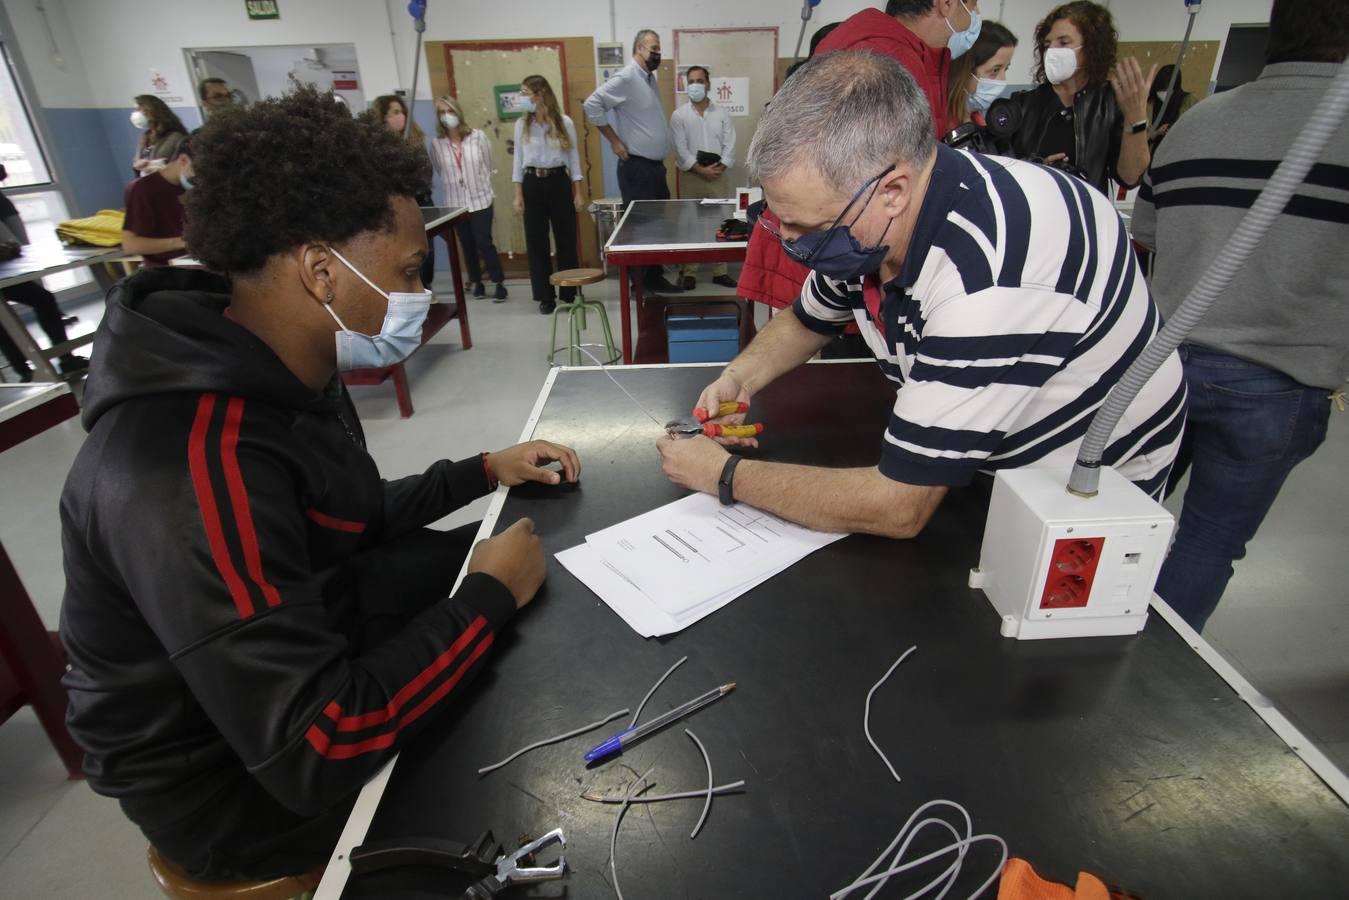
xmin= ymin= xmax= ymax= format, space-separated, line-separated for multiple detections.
xmin=321 ymin=247 xmax=433 ymax=371
xmin=518 ymin=95 xmax=536 ymax=113
xmin=687 ymin=83 xmax=707 ymax=103
xmin=179 ymin=173 xmax=194 ymax=190
xmin=947 ymin=1 xmax=982 ymax=59
xmin=764 ymin=166 xmax=897 ymax=281
xmin=967 ymin=76 xmax=1008 ymax=113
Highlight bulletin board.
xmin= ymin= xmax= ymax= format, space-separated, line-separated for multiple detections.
xmin=1117 ymin=40 xmax=1222 ymax=96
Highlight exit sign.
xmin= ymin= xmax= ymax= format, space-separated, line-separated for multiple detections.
xmin=246 ymin=0 xmax=279 ymax=20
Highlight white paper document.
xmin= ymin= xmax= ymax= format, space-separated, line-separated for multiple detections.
xmin=699 ymin=198 xmax=736 ymax=205
xmin=557 ymin=493 xmax=845 ymax=637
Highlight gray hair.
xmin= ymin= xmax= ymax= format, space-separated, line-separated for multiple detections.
xmin=633 ymin=29 xmax=658 ymax=55
xmin=748 ymin=51 xmax=934 ymax=195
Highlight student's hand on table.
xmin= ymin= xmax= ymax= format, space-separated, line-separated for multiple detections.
xmin=468 ymin=518 xmax=545 ymax=609
xmin=656 ymin=435 xmax=728 ymax=495
xmin=694 ymin=372 xmax=759 ymax=448
xmin=1111 ymin=57 xmax=1158 ymax=126
xmin=486 ymin=440 xmax=581 ymax=486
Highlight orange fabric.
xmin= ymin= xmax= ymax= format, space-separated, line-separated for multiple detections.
xmin=997 ymin=857 xmax=1119 ymax=900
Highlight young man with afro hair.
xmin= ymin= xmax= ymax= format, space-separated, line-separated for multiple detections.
xmin=58 ymin=86 xmax=581 ymax=882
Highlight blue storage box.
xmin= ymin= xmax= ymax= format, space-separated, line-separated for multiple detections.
xmin=667 ymin=310 xmax=740 ymax=363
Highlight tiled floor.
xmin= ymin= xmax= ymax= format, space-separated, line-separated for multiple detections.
xmin=1 ymin=273 xmax=1345 ymax=896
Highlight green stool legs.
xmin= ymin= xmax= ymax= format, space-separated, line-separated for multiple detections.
xmin=547 ymin=287 xmax=620 ymax=366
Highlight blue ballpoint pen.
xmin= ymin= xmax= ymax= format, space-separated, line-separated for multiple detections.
xmin=584 ymin=683 xmax=736 ymax=762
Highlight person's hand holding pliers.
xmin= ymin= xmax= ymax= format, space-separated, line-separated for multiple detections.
xmin=656 ymin=376 xmax=765 ymax=494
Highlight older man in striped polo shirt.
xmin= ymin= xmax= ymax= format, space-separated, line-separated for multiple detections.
xmin=657 ymin=50 xmax=1185 ymax=539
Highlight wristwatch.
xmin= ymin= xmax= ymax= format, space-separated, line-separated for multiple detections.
xmin=718 ymin=456 xmax=743 ymax=506
xmin=1129 ymin=119 xmax=1148 ymax=135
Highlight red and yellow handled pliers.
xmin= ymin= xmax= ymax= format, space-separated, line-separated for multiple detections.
xmin=666 ymin=401 xmax=764 ymax=439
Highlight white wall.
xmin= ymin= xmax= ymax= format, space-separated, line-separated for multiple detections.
xmin=57 ymin=0 xmax=401 ymax=109
xmin=29 ymin=0 xmax=1279 ymax=110
xmin=1 ymin=0 xmax=98 ymax=107
xmin=376 ymin=0 xmax=1276 ymax=98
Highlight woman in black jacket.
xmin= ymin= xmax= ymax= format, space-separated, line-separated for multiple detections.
xmin=1001 ymin=1 xmax=1156 ymax=195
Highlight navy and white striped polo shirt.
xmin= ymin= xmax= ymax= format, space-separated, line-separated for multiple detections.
xmin=793 ymin=143 xmax=1186 ymax=497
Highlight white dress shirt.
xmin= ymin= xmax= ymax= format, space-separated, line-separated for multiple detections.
xmin=582 ymin=61 xmax=672 ymax=161
xmin=511 ymin=115 xmax=584 ymax=183
xmin=430 ymin=130 xmax=495 ymax=213
xmin=670 ymin=100 xmax=737 ymax=172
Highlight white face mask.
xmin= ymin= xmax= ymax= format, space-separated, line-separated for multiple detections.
xmin=321 ymin=247 xmax=433 ymax=371
xmin=440 ymin=112 xmax=460 ymax=129
xmin=1044 ymin=47 xmax=1079 ymax=85
xmin=968 ymin=77 xmax=1008 ymax=113
xmin=130 ymin=110 xmax=149 ymax=130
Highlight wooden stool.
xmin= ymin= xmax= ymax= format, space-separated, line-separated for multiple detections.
xmin=547 ymin=268 xmax=619 ymax=367
xmin=147 ymin=846 xmax=323 ymax=900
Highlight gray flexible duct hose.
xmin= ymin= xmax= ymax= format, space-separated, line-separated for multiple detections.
xmin=1067 ymin=58 xmax=1349 ymax=496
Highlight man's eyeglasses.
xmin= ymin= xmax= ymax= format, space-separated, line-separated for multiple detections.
xmin=755 ymin=165 xmax=895 ymax=264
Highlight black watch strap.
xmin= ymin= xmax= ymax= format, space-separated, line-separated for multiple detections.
xmin=718 ymin=455 xmax=743 ymax=506
xmin=1129 ymin=119 xmax=1148 ymax=134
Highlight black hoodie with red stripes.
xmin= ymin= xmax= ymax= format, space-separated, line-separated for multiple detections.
xmin=59 ymin=268 xmax=516 ymax=831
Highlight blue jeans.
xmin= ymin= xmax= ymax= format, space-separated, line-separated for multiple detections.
xmin=1155 ymin=344 xmax=1332 ymax=631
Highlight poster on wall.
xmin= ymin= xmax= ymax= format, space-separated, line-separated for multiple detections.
xmin=494 ymin=84 xmax=528 ymax=120
xmin=331 ymin=70 xmax=359 ymax=91
xmin=149 ymin=69 xmax=183 ymax=104
xmin=246 ymin=0 xmax=280 ymax=20
xmin=710 ymin=77 xmax=750 ymax=116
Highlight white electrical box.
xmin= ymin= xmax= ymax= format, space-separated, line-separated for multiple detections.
xmin=969 ymin=466 xmax=1174 ymax=640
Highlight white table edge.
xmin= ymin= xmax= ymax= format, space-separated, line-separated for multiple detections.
xmin=0 ymin=381 xmax=72 ymax=424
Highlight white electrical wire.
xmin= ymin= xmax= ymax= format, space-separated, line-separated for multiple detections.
xmin=864 ymin=646 xmax=917 ymax=783
xmin=610 ymin=766 xmax=656 ymax=900
xmin=581 ymin=780 xmax=747 ymax=804
xmin=830 ymin=800 xmax=1008 ymax=900
xmin=684 ymin=729 xmax=714 ymax=839
xmin=838 ymin=649 xmax=1009 ymax=899
xmin=476 ymin=707 xmax=630 ymax=776
xmin=630 ymin=656 xmax=688 ymax=727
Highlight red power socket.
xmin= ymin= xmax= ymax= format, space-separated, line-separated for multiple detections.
xmin=1039 ymin=537 xmax=1105 ymax=610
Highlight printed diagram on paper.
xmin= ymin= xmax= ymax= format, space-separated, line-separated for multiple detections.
xmin=559 ymin=493 xmax=844 ymax=635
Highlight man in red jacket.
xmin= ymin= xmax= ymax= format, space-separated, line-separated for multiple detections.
xmin=741 ymin=0 xmax=980 ymax=310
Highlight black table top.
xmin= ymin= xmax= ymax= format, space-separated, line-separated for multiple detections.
xmin=340 ymin=363 xmax=1349 ymax=900
xmin=607 ymin=200 xmax=744 ymax=251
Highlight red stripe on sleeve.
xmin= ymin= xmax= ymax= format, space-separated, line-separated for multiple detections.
xmin=308 ymin=632 xmax=495 ymax=760
xmin=220 ymin=397 xmax=284 ymax=610
xmin=187 ymin=393 xmax=255 ymax=619
xmin=327 ymin=615 xmax=489 ymax=733
xmin=305 ymin=508 xmax=368 ymax=534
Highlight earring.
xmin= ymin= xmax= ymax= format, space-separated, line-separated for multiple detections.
xmin=326 ymin=291 xmax=335 ymax=303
